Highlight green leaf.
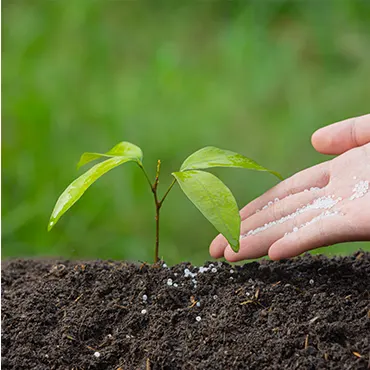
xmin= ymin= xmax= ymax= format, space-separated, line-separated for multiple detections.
xmin=77 ymin=141 xmax=143 ymax=169
xmin=180 ymin=146 xmax=283 ymax=180
xmin=49 ymin=156 xmax=137 ymax=231
xmin=172 ymin=170 xmax=241 ymax=252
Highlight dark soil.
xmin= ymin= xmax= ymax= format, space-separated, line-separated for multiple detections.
xmin=2 ymin=252 xmax=370 ymax=370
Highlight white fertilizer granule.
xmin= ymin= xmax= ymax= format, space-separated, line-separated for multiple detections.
xmin=285 ymin=210 xmax=341 ymax=236
xmin=241 ymin=195 xmax=341 ymax=239
xmin=141 ymin=309 xmax=147 ymax=314
xmin=167 ymin=279 xmax=173 ymax=286
xmin=255 ymin=187 xmax=323 ymax=213
xmin=196 ymin=316 xmax=202 ymax=322
xmin=184 ymin=268 xmax=197 ymax=278
xmin=94 ymin=352 xmax=101 ymax=358
xmin=349 ymin=180 xmax=369 ymax=200
xmin=142 ymin=294 xmax=148 ymax=301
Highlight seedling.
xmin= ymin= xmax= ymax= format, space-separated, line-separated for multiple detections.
xmin=48 ymin=142 xmax=282 ymax=262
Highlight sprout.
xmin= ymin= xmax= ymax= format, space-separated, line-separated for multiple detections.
xmin=48 ymin=142 xmax=281 ymax=262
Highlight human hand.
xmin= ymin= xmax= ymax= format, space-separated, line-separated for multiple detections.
xmin=210 ymin=114 xmax=370 ymax=261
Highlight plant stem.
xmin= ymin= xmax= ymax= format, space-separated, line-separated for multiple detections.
xmin=138 ymin=163 xmax=153 ymax=189
xmin=138 ymin=160 xmax=176 ymax=264
xmin=159 ymin=179 xmax=176 ymax=206
xmin=154 ymin=195 xmax=160 ymax=264
xmin=153 ymin=160 xmax=161 ymax=263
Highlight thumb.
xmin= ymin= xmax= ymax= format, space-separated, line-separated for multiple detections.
xmin=311 ymin=114 xmax=370 ymax=155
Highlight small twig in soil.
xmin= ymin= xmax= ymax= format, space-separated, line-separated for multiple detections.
xmin=255 ymin=288 xmax=260 ymax=300
xmin=234 ymin=287 xmax=243 ymax=295
xmin=240 ymin=298 xmax=266 ymax=309
xmin=74 ymin=264 xmax=86 ymax=272
xmin=114 ymin=304 xmax=129 ymax=310
xmin=74 ymin=294 xmax=83 ymax=303
xmin=86 ymin=345 xmax=98 ymax=352
xmin=304 ymin=335 xmax=309 ymax=349
xmin=356 ymin=252 xmax=364 ymax=260
xmin=188 ymin=296 xmax=198 ymax=308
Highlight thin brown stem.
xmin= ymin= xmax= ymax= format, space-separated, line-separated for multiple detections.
xmin=154 ymin=195 xmax=160 ymax=264
xmin=138 ymin=160 xmax=176 ymax=263
xmin=153 ymin=160 xmax=161 ymax=263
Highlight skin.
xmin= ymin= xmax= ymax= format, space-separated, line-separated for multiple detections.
xmin=210 ymin=114 xmax=370 ymax=261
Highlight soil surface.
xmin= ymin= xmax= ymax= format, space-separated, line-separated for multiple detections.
xmin=2 ymin=252 xmax=370 ymax=370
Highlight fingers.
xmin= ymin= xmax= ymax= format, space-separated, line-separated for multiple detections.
xmin=224 ymin=192 xmax=339 ymax=262
xmin=209 ymin=233 xmax=227 ymax=258
xmin=239 ymin=186 xmax=325 ymax=235
xmin=268 ymin=213 xmax=347 ymax=260
xmin=312 ymin=114 xmax=370 ymax=155
xmin=209 ymin=162 xmax=330 ymax=259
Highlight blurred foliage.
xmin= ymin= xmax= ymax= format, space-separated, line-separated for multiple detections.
xmin=2 ymin=0 xmax=370 ymax=265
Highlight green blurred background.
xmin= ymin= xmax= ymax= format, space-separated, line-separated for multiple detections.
xmin=2 ymin=0 xmax=370 ymax=265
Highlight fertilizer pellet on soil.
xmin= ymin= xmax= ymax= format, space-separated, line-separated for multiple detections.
xmin=2 ymin=253 xmax=370 ymax=369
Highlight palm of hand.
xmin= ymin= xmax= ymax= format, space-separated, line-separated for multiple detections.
xmin=210 ymin=121 xmax=370 ymax=262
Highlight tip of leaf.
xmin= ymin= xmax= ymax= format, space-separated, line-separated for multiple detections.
xmin=274 ymin=171 xmax=284 ymax=181
xmin=47 ymin=220 xmax=55 ymax=232
xmin=230 ymin=241 xmax=240 ymax=253
xmin=76 ymin=158 xmax=87 ymax=170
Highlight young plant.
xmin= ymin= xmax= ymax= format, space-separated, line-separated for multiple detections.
xmin=48 ymin=142 xmax=282 ymax=262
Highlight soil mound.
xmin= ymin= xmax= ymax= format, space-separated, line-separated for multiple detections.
xmin=2 ymin=252 xmax=370 ymax=369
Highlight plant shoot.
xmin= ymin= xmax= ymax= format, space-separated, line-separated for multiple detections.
xmin=48 ymin=142 xmax=281 ymax=262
